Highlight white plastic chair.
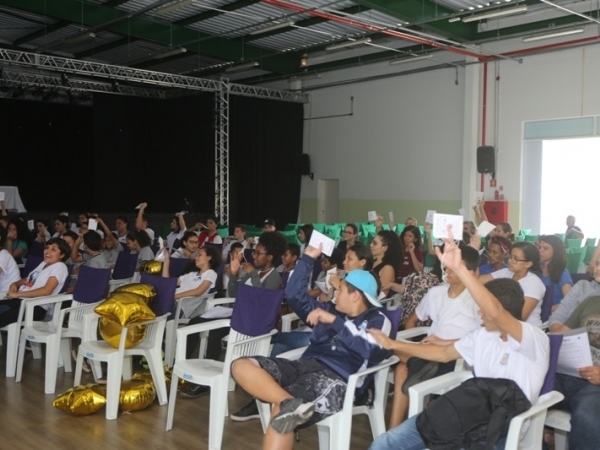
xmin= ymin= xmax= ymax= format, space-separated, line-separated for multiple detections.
xmin=164 ymin=292 xmax=216 ymax=367
xmin=197 ymin=296 xmax=236 ymax=359
xmin=545 ymin=409 xmax=570 ymax=450
xmin=256 ymin=345 xmax=399 ymax=450
xmin=15 ymin=294 xmax=77 ymax=393
xmin=407 ymin=371 xmax=564 ymax=449
xmin=166 ymin=319 xmax=276 ymax=450
xmin=73 ymin=313 xmax=169 ymax=420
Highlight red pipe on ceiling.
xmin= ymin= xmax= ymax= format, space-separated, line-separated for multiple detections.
xmin=261 ymin=0 xmax=484 ymax=59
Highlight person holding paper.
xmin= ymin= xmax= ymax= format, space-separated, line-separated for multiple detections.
xmin=134 ymin=202 xmax=155 ymax=242
xmin=548 ymin=290 xmax=600 ymax=448
xmin=166 ymin=212 xmax=186 ymax=250
xmin=399 ymin=226 xmax=424 ymax=278
xmin=479 ymin=242 xmax=545 ymax=327
xmin=371 ymin=230 xmax=402 ymax=296
xmin=368 ymin=228 xmax=549 ymax=450
xmin=231 ymin=244 xmax=392 ymax=450
xmin=307 ymin=248 xmax=344 ymax=301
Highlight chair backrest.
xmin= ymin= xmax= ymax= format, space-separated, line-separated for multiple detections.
xmin=112 ymin=251 xmax=138 ymax=280
xmin=168 ymin=257 xmax=191 ymax=278
xmin=21 ymin=255 xmax=43 ymax=278
xmin=540 ymin=284 xmax=555 ymax=323
xmin=540 ymin=333 xmax=563 ymax=395
xmin=139 ymin=273 xmax=177 ymax=316
xmin=171 ymin=238 xmax=182 ymax=251
xmin=72 ymin=266 xmax=111 ymax=303
xmin=214 ymin=263 xmax=225 ymax=293
xmin=29 ymin=240 xmax=45 ymax=258
xmin=383 ymin=307 xmax=403 ymax=340
xmin=571 ymin=273 xmax=592 ymax=284
xmin=243 ymin=248 xmax=255 ymax=265
xmin=58 ymin=265 xmax=74 ymax=294
xmin=230 ymin=283 xmax=285 ymax=336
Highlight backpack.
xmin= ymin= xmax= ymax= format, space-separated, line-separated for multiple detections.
xmin=415 ymin=377 xmax=532 ymax=450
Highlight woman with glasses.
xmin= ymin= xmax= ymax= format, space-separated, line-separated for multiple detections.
xmin=337 ymin=223 xmax=359 ymax=253
xmin=171 ymin=231 xmax=200 ymax=260
xmin=479 ymin=242 xmax=545 ymax=326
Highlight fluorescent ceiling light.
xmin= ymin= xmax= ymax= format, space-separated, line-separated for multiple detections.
xmin=225 ymin=61 xmax=259 ymax=73
xmin=462 ymin=5 xmax=528 ymax=22
xmin=389 ymin=54 xmax=433 ymax=65
xmin=63 ymin=32 xmax=96 ymax=46
xmin=522 ymin=28 xmax=584 ymax=42
xmin=250 ymin=21 xmax=295 ymax=35
xmin=154 ymin=0 xmax=194 ymax=15
xmin=325 ymin=38 xmax=372 ymax=51
xmin=448 ymin=17 xmax=461 ymax=22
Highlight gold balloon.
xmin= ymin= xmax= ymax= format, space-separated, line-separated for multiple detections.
xmin=119 ymin=380 xmax=156 ymax=412
xmin=53 ymin=384 xmax=107 ymax=416
xmin=114 ymin=283 xmax=156 ymax=305
xmin=140 ymin=260 xmax=163 ymax=275
xmin=133 ymin=367 xmax=172 ymax=390
xmin=99 ymin=317 xmax=148 ymax=349
xmin=95 ymin=292 xmax=155 ymax=326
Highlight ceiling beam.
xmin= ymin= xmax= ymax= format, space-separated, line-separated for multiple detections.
xmin=14 ymin=21 xmax=69 ymax=46
xmin=0 ymin=0 xmax=299 ymax=74
xmin=176 ymin=0 xmax=261 ymax=26
xmin=476 ymin=14 xmax=594 ymax=41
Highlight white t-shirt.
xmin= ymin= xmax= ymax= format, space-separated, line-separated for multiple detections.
xmin=416 ymin=285 xmax=481 ymax=340
xmin=491 ymin=268 xmax=546 ymax=327
xmin=144 ymin=228 xmax=155 ymax=242
xmin=0 ymin=249 xmax=21 ymax=292
xmin=166 ymin=229 xmax=185 ymax=250
xmin=454 ymin=322 xmax=549 ymax=404
xmin=19 ymin=261 xmax=69 ymax=312
xmin=176 ymin=269 xmax=217 ymax=317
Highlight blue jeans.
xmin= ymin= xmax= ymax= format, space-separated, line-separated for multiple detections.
xmin=270 ymin=331 xmax=311 ymax=358
xmin=554 ymin=372 xmax=600 ymax=449
xmin=369 ymin=415 xmax=508 ymax=450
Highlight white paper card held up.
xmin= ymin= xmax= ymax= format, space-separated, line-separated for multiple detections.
xmin=433 ymin=213 xmax=463 ymax=239
xmin=458 ymin=208 xmax=467 ymax=220
xmin=87 ymin=218 xmax=98 ymax=231
xmin=388 ymin=211 xmax=394 ymax=223
xmin=425 ymin=210 xmax=436 ymax=224
xmin=474 ymin=191 xmax=484 ymax=203
xmin=134 ymin=203 xmax=143 ymax=209
xmin=308 ymin=230 xmax=335 ymax=256
xmin=367 ymin=210 xmax=378 ymax=222
xmin=27 ymin=220 xmax=34 ymax=231
xmin=551 ymin=328 xmax=592 ymax=378
xmin=477 ymin=220 xmax=496 ymax=237
xmin=0 ymin=192 xmax=4 ymax=202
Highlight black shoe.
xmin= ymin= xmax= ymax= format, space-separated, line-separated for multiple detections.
xmin=402 ymin=357 xmax=439 ymax=395
xmin=231 ymin=400 xmax=260 ymax=422
xmin=179 ymin=384 xmax=210 ymax=399
xmin=270 ymin=398 xmax=315 ymax=434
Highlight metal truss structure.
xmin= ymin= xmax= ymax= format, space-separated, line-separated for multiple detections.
xmin=214 ymin=79 xmax=230 ymax=226
xmin=0 ymin=48 xmax=308 ymax=224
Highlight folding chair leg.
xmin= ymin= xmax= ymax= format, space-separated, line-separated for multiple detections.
xmin=5 ymin=324 xmax=19 ymax=377
xmin=15 ymin=335 xmax=28 ymax=383
xmin=73 ymin=351 xmax=84 ymax=386
xmin=147 ymin=350 xmax=168 ymax=405
xmin=208 ymin=379 xmax=227 ymax=450
xmin=166 ymin=373 xmax=180 ymax=431
xmin=105 ymin=357 xmax=124 ymax=420
xmin=31 ymin=342 xmax=42 ymax=359
xmin=60 ymin=339 xmax=72 ymax=372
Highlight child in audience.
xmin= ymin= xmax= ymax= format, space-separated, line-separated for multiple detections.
xmin=4 ymin=219 xmax=30 ymax=264
xmin=494 ymin=222 xmax=514 ymax=241
xmin=94 ymin=216 xmax=122 ymax=266
xmin=279 ymin=243 xmax=300 ymax=288
xmin=398 ymin=225 xmax=423 ymax=279
xmin=308 ymin=248 xmax=344 ymax=301
xmin=388 ymin=246 xmax=482 ymax=428
xmin=337 ymin=223 xmax=358 ymax=253
xmin=34 ymin=219 xmax=51 ymax=243
xmin=371 ymin=230 xmax=402 ymax=296
xmin=479 ymin=236 xmax=511 ymax=275
xmin=70 ymin=230 xmax=109 ymax=274
xmin=343 ymin=243 xmax=374 ymax=272
xmin=52 ymin=216 xmax=69 ymax=238
xmin=479 ymin=242 xmax=545 ymax=326
xmin=0 ymin=230 xmax=21 ymax=293
xmin=135 ymin=202 xmax=155 ymax=242
xmin=126 ymin=230 xmax=154 ymax=270
xmin=166 ymin=212 xmax=186 ymax=250
xmin=535 ymin=234 xmax=573 ymax=306
xmin=222 ymin=224 xmax=248 ymax=260
xmin=196 ymin=215 xmax=223 ymax=246
xmin=114 ymin=215 xmax=129 ymax=245
xmin=171 ymin=231 xmax=200 ymax=260
xmin=297 ymin=224 xmax=314 ymax=254
xmin=61 ymin=230 xmax=79 ymax=265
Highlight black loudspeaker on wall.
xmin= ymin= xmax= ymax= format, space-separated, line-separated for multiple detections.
xmin=477 ymin=146 xmax=495 ymax=174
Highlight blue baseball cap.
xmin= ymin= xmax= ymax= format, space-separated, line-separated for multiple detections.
xmin=344 ymin=270 xmax=381 ymax=307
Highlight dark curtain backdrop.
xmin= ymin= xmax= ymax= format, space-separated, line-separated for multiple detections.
xmin=1 ymin=93 xmax=303 ymax=227
xmin=229 ymin=96 xmax=303 ymax=228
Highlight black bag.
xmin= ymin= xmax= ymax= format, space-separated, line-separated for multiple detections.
xmin=415 ymin=377 xmax=532 ymax=450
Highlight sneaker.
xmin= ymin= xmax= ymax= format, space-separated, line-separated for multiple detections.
xmin=270 ymin=398 xmax=316 ymax=434
xmin=179 ymin=384 xmax=210 ymax=399
xmin=401 ymin=357 xmax=439 ymax=395
xmin=230 ymin=400 xmax=260 ymax=422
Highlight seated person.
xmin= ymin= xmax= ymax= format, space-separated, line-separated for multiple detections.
xmin=370 ymin=230 xmax=402 ymax=297
xmin=166 ymin=212 xmax=186 ymax=250
xmin=179 ymin=231 xmax=286 ymax=399
xmin=231 ymin=244 xmax=392 ymax=450
xmin=125 ymin=230 xmax=154 ymax=270
xmin=162 ymin=245 xmax=221 ymax=318
xmin=0 ymin=231 xmax=21 ymax=292
xmin=70 ymin=231 xmax=109 ymax=274
xmin=307 ymin=248 xmax=344 ymax=301
xmin=0 ymin=200 xmax=8 ymax=229
xmin=195 ymin=215 xmax=223 ymax=246
xmin=479 ymin=236 xmax=511 ymax=275
xmin=388 ymin=246 xmax=482 ymax=428
xmin=34 ymin=219 xmax=51 ymax=243
xmin=536 ymin=235 xmax=572 ymax=309
xmin=547 ymin=260 xmax=600 ymax=448
xmin=369 ymin=230 xmax=549 ymax=450
xmin=479 ymin=242 xmax=545 ymax=327
xmin=94 ymin=217 xmax=122 ymax=266
xmin=565 ymin=215 xmax=584 ymax=240
xmin=4 ymin=219 xmax=30 ymax=265
xmin=278 ymin=243 xmax=300 ymax=288
xmin=61 ymin=230 xmax=79 ymax=266
xmin=52 ymin=215 xmax=69 ymax=238
xmin=246 ymin=218 xmax=277 ymax=247
xmin=114 ymin=215 xmax=129 ymax=246
xmin=399 ymin=226 xmax=424 ymax=279
xmin=0 ymin=238 xmax=70 ymax=327
xmin=297 ymin=224 xmax=313 ymax=254
xmin=222 ymin=224 xmax=248 ymax=260
xmin=337 ymin=223 xmax=359 ymax=253
xmin=171 ymin=231 xmax=200 ymax=260
xmin=135 ymin=202 xmax=155 ymax=242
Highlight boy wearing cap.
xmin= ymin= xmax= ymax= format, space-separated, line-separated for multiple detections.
xmin=232 ymin=244 xmax=392 ymax=450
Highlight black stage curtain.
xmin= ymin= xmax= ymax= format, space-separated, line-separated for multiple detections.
xmin=228 ymin=96 xmax=303 ymax=228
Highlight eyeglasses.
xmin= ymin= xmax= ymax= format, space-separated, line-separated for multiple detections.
xmin=253 ymin=251 xmax=268 ymax=256
xmin=187 ymin=240 xmax=199 ymax=244
xmin=342 ymin=231 xmax=355 ymax=235
xmin=508 ymin=254 xmax=528 ymax=263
